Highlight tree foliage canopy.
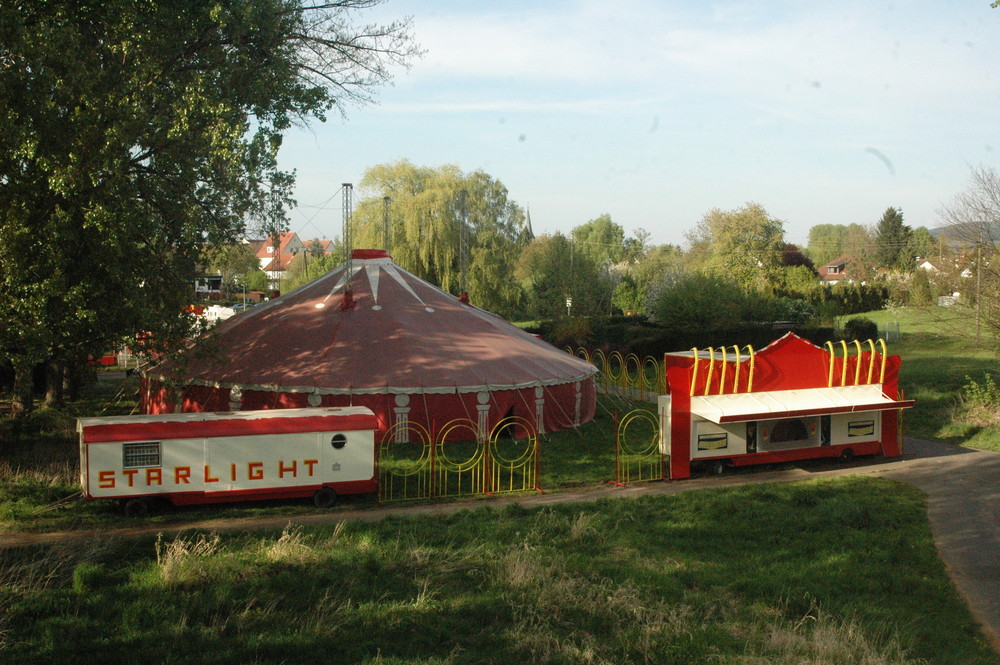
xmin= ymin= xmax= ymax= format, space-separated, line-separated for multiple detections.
xmin=351 ymin=160 xmax=529 ymax=317
xmin=0 ymin=0 xmax=418 ymax=411
xmin=874 ymin=207 xmax=912 ymax=270
xmin=515 ymin=234 xmax=609 ymax=320
xmin=685 ymin=202 xmax=785 ymax=291
xmin=571 ymin=214 xmax=626 ymax=266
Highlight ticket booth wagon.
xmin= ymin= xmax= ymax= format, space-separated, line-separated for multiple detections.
xmin=658 ymin=333 xmax=914 ymax=479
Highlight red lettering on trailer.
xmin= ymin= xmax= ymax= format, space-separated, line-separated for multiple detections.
xmin=98 ymin=470 xmax=115 ymax=488
xmin=94 ymin=457 xmax=341 ymax=492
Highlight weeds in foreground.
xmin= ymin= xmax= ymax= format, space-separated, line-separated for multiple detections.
xmin=1 ymin=479 xmax=993 ymax=664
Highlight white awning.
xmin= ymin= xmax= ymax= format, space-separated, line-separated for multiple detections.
xmin=689 ymin=384 xmax=914 ymax=424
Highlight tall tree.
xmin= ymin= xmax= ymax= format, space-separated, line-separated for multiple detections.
xmin=0 ymin=0 xmax=418 ymax=415
xmin=906 ymin=227 xmax=938 ymax=263
xmin=685 ymin=202 xmax=785 ymax=291
xmin=515 ymin=234 xmax=608 ymax=319
xmin=571 ymin=214 xmax=626 ymax=266
xmin=204 ymin=243 xmax=260 ymax=295
xmin=814 ymin=223 xmax=878 ymax=283
xmin=875 ymin=207 xmax=912 ymax=270
xmin=612 ymin=242 xmax=682 ymax=316
xmin=806 ymin=224 xmax=850 ymax=266
xmin=352 ymin=161 xmax=528 ymax=317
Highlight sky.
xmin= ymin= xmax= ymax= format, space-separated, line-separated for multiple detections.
xmin=278 ymin=0 xmax=1000 ymax=250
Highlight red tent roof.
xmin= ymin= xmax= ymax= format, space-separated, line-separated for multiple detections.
xmin=148 ymin=250 xmax=596 ymax=397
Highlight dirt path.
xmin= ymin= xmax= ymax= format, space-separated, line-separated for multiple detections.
xmin=2 ymin=437 xmax=998 ymax=651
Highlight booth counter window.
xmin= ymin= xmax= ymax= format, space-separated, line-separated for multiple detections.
xmin=768 ymin=418 xmax=810 ymax=444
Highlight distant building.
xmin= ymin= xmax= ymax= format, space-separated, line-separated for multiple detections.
xmin=819 ymin=256 xmax=853 ymax=284
xmin=255 ymin=232 xmax=334 ymax=289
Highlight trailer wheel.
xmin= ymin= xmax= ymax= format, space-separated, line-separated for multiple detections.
xmin=839 ymin=448 xmax=855 ymax=462
xmin=313 ymin=487 xmax=337 ymax=508
xmin=708 ymin=460 xmax=727 ymax=476
xmin=123 ymin=498 xmax=150 ymax=518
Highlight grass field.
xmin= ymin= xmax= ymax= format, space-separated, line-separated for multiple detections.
xmin=2 ymin=477 xmax=998 ymax=665
xmin=842 ymin=305 xmax=1000 ymax=451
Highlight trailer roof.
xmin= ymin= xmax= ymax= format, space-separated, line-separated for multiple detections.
xmin=689 ymin=384 xmax=914 ymax=424
xmin=78 ymin=406 xmax=374 ymax=428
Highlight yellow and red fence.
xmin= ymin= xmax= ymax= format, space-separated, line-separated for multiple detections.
xmin=613 ymin=408 xmax=665 ymax=485
xmin=377 ymin=417 xmax=541 ymax=503
xmin=568 ymin=347 xmax=664 ymax=402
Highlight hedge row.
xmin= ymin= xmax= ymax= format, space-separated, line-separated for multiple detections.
xmin=527 ymin=316 xmax=837 ymax=359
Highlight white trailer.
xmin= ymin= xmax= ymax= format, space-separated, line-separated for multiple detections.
xmin=78 ymin=407 xmax=377 ymax=516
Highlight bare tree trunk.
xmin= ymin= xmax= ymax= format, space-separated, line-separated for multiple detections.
xmin=63 ymin=355 xmax=87 ymax=401
xmin=10 ymin=360 xmax=34 ymax=418
xmin=45 ymin=360 xmax=64 ymax=407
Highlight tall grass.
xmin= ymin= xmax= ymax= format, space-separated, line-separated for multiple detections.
xmin=2 ymin=478 xmax=995 ymax=664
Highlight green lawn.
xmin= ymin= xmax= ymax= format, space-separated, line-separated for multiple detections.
xmin=841 ymin=306 xmax=1000 ymax=451
xmin=2 ymin=477 xmax=997 ymax=665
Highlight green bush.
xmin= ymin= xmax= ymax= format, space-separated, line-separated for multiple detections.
xmin=548 ymin=318 xmax=593 ymax=348
xmin=843 ymin=317 xmax=878 ymax=341
xmin=963 ymin=373 xmax=1000 ymax=407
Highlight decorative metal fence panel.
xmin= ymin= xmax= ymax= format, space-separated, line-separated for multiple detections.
xmin=488 ymin=417 xmax=541 ymax=495
xmin=377 ymin=422 xmax=434 ymax=503
xmin=378 ymin=417 xmax=541 ymax=503
xmin=568 ymin=347 xmax=664 ymax=402
xmin=613 ymin=409 xmax=665 ymax=485
xmin=434 ymin=420 xmax=488 ymax=499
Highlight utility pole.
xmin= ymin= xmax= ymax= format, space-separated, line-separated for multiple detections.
xmin=458 ymin=189 xmax=468 ymax=293
xmin=342 ymin=183 xmax=353 ymax=287
xmin=976 ymin=234 xmax=982 ymax=341
xmin=382 ymin=196 xmax=392 ymax=251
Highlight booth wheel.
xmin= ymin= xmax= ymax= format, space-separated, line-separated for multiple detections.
xmin=313 ymin=487 xmax=337 ymax=508
xmin=839 ymin=448 xmax=855 ymax=462
xmin=708 ymin=460 xmax=728 ymax=476
xmin=123 ymin=498 xmax=150 ymax=518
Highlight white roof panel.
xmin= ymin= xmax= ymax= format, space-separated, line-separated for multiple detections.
xmin=689 ymin=384 xmax=913 ymax=424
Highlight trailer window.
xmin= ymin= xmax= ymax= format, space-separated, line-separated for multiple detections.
xmin=123 ymin=441 xmax=161 ymax=468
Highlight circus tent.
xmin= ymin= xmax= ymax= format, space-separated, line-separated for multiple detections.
xmin=141 ymin=250 xmax=597 ymax=438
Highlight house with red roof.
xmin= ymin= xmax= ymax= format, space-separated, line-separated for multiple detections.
xmin=819 ymin=255 xmax=853 ymax=284
xmin=256 ymin=232 xmax=304 ymax=289
xmin=255 ymin=232 xmax=337 ymax=290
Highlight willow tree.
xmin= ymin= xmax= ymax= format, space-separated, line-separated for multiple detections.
xmin=352 ymin=160 xmax=529 ymax=317
xmin=685 ymin=202 xmax=785 ymax=292
xmin=0 ymin=0 xmax=418 ymax=415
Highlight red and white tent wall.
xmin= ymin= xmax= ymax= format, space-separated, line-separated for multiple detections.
xmin=141 ymin=379 xmax=595 ymax=441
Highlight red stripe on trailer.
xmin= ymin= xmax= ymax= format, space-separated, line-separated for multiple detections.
xmin=166 ymin=479 xmax=378 ymax=505
xmin=702 ymin=441 xmax=882 ymax=467
xmin=82 ymin=413 xmax=376 ymax=443
xmin=94 ymin=479 xmax=378 ymax=505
